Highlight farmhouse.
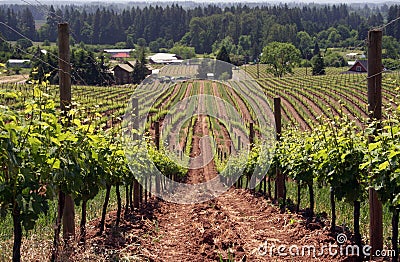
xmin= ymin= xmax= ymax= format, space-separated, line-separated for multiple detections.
xmin=113 ymin=63 xmax=134 ymax=85
xmin=343 ymin=60 xmax=386 ymax=74
xmin=148 ymin=53 xmax=183 ymax=64
xmin=348 ymin=60 xmax=368 ymax=73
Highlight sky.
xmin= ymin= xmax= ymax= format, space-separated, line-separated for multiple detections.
xmin=1 ymin=0 xmax=399 ymax=3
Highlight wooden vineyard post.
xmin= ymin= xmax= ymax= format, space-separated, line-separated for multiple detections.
xmin=249 ymin=122 xmax=255 ymax=150
xmin=52 ymin=23 xmax=74 ymax=261
xmin=257 ymin=61 xmax=260 ymax=79
xmin=274 ymin=97 xmax=285 ymax=205
xmin=367 ymin=29 xmax=383 ymax=256
xmin=155 ymin=121 xmax=161 ymax=195
xmin=132 ymin=98 xmax=141 ymax=208
xmin=58 ymin=23 xmax=75 ymax=242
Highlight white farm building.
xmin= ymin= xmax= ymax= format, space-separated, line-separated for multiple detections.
xmin=148 ymin=53 xmax=182 ymax=64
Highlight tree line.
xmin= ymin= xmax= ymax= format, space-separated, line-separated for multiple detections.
xmin=0 ymin=3 xmax=397 ymax=61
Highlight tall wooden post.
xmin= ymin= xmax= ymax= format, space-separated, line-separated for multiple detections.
xmin=249 ymin=122 xmax=254 ymax=150
xmin=155 ymin=121 xmax=161 ymax=195
xmin=368 ymin=29 xmax=383 ymax=256
xmin=58 ymin=23 xmax=75 ymax=242
xmin=132 ymin=98 xmax=141 ymax=208
xmin=155 ymin=121 xmax=160 ymax=150
xmin=274 ymin=97 xmax=285 ymax=202
xmin=257 ymin=61 xmax=260 ymax=79
xmin=59 ymin=23 xmax=71 ymax=113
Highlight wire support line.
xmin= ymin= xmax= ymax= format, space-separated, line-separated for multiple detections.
xmin=18 ymin=0 xmax=112 ymax=85
xmin=0 ymin=35 xmax=86 ymax=86
xmin=0 ymin=22 xmax=89 ymax=86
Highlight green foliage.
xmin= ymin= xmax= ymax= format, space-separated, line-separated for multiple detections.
xmin=170 ymin=44 xmax=196 ymax=59
xmin=216 ymin=46 xmax=231 ymax=64
xmin=383 ymin=36 xmax=400 ymax=59
xmin=313 ymin=41 xmax=320 ymax=57
xmin=137 ymin=38 xmax=147 ymax=47
xmin=212 ymin=37 xmax=235 ymax=56
xmin=42 ymin=40 xmax=51 ymax=46
xmin=312 ymin=54 xmax=325 ymax=75
xmin=0 ymin=3 xmax=389 ymax=54
xmin=148 ymin=146 xmax=187 ymax=179
xmin=363 ymin=103 xmax=400 ymax=207
xmin=131 ymin=47 xmax=149 ymax=84
xmin=296 ymin=31 xmax=313 ymax=59
xmin=261 ymin=42 xmax=301 ymax=77
xmin=0 ymin=79 xmax=61 ymax=234
xmin=323 ymin=51 xmax=347 ymax=68
xmin=383 ymin=58 xmax=400 ymax=70
xmin=16 ymin=38 xmax=33 ymax=49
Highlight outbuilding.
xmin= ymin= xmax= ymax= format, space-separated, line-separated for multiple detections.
xmin=7 ymin=59 xmax=31 ymax=68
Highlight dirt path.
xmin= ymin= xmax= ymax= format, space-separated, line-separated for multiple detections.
xmin=132 ymin=188 xmax=340 ymax=262
xmin=187 ymin=82 xmax=217 ymax=184
xmin=0 ymin=74 xmax=27 ymax=84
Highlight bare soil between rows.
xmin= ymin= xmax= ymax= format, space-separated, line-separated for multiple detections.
xmin=81 ymin=188 xmax=356 ymax=262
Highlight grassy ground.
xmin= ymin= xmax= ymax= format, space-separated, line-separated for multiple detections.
xmin=283 ymin=180 xmax=393 ymax=248
xmin=0 ymin=186 xmax=125 ymax=260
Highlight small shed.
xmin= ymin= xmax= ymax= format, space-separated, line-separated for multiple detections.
xmin=113 ymin=64 xmax=134 ymax=85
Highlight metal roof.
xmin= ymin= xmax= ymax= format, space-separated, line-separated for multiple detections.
xmin=8 ymin=59 xmax=30 ymax=63
xmin=114 ymin=64 xmax=134 ymax=73
xmin=104 ymin=49 xmax=135 ymax=53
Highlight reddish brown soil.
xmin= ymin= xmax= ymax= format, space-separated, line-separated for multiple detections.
xmin=80 ymin=188 xmax=353 ymax=262
xmin=227 ymin=86 xmax=253 ymax=123
xmin=187 ymin=114 xmax=218 ymax=183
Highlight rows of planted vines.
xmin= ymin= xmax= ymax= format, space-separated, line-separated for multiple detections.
xmin=0 ymin=79 xmax=186 ymax=261
xmin=242 ymin=64 xmax=347 ymax=79
xmin=145 ymin=79 xmax=258 ymax=172
xmin=0 ymin=82 xmax=137 ymax=127
xmin=158 ymin=64 xmax=198 ymax=77
xmin=255 ymin=72 xmax=400 ymax=129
